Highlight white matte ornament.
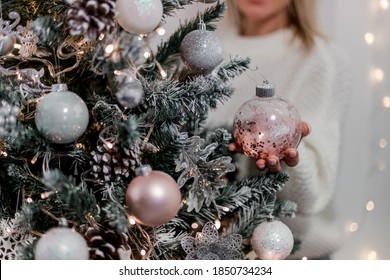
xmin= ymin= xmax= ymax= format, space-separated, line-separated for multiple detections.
xmin=34 ymin=227 xmax=89 ymax=260
xmin=126 ymin=165 xmax=182 ymax=227
xmin=115 ymin=0 xmax=163 ymax=34
xmin=180 ymin=22 xmax=223 ymax=73
xmin=251 ymin=220 xmax=294 ymax=260
xmin=35 ymin=84 xmax=89 ymax=144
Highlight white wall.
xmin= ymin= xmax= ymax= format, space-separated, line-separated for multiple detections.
xmin=155 ymin=0 xmax=390 ymax=259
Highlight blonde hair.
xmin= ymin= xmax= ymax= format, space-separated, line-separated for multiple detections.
xmin=226 ymin=0 xmax=324 ymax=50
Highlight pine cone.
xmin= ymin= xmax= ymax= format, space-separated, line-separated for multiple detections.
xmin=67 ymin=0 xmax=115 ymax=40
xmin=80 ymin=224 xmax=131 ymax=260
xmin=90 ymin=140 xmax=142 ymax=186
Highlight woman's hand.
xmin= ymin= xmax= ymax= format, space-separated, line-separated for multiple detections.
xmin=229 ymin=121 xmax=311 ymax=173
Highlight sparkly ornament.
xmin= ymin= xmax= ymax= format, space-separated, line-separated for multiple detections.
xmin=125 ymin=164 xmax=182 ymax=226
xmin=67 ymin=0 xmax=116 ymax=40
xmin=115 ymin=76 xmax=144 ymax=108
xmin=181 ymin=222 xmax=243 ymax=260
xmin=34 ymin=226 xmax=89 ymax=260
xmin=233 ymin=81 xmax=301 ymax=160
xmin=0 ymin=100 xmax=20 ymax=139
xmin=251 ymin=220 xmax=294 ymax=260
xmin=35 ymin=84 xmax=89 ymax=144
xmin=115 ymin=0 xmax=163 ymax=34
xmin=180 ymin=21 xmax=223 ymax=73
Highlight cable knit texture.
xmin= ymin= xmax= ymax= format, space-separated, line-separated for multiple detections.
xmin=206 ymin=17 xmax=352 ymax=259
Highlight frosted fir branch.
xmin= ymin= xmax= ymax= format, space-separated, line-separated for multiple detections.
xmin=156 ymin=1 xmax=226 ymax=64
xmin=42 ymin=169 xmax=98 ymax=223
xmin=154 ymin=227 xmax=188 ymax=260
xmin=92 ymin=100 xmax=124 ymax=128
xmin=102 ymin=202 xmax=129 ymax=234
xmin=162 ymin=0 xmax=196 ymax=17
xmin=221 ymin=173 xmax=290 ymax=239
xmin=214 ymin=56 xmax=252 ymax=82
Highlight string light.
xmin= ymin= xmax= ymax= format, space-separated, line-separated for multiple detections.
xmin=379 ymin=138 xmax=387 ymax=148
xmin=367 ymin=250 xmax=378 ymax=260
xmin=191 ymin=222 xmax=199 ymax=229
xmin=366 ymin=201 xmax=375 ymax=211
xmin=140 ymin=249 xmax=147 ymax=256
xmin=143 ymin=51 xmax=151 ymax=59
xmin=156 ymin=27 xmax=166 ymax=36
xmin=382 ymin=96 xmax=390 ymax=107
xmin=348 ymin=222 xmax=359 ymax=233
xmin=380 ymin=0 xmax=389 ymax=10
xmin=105 ymin=44 xmax=115 ymax=55
xmin=128 ymin=216 xmax=136 ymax=225
xmin=365 ymin=32 xmax=375 ymax=44
xmin=370 ymin=67 xmax=384 ymax=81
xmin=26 ymin=197 xmax=33 ymax=203
xmin=214 ymin=219 xmax=221 ymax=230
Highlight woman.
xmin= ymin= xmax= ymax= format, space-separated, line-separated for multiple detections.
xmin=206 ymin=0 xmax=351 ymax=259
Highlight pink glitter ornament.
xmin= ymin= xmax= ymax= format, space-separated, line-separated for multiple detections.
xmin=233 ymin=82 xmax=301 ymax=160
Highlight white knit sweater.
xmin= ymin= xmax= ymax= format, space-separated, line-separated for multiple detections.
xmin=206 ymin=17 xmax=351 ymax=259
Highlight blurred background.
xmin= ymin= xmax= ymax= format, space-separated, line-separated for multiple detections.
xmin=151 ymin=0 xmax=390 ymax=259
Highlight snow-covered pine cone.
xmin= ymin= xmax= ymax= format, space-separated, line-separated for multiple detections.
xmin=67 ymin=0 xmax=115 ymax=40
xmin=80 ymin=224 xmax=131 ymax=260
xmin=90 ymin=140 xmax=142 ymax=187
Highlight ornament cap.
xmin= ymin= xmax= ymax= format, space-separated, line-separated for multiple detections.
xmin=135 ymin=164 xmax=152 ymax=176
xmin=197 ymin=21 xmax=207 ymax=31
xmin=256 ymin=81 xmax=275 ymax=98
xmin=51 ymin=83 xmax=68 ymax=92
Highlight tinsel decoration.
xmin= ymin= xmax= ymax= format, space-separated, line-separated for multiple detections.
xmin=181 ymin=222 xmax=243 ymax=260
xmin=67 ymin=0 xmax=116 ymax=40
xmin=80 ymin=224 xmax=131 ymax=260
xmin=0 ymin=214 xmax=35 ymax=260
xmin=0 ymin=100 xmax=20 ymax=139
xmin=90 ymin=139 xmax=143 ymax=186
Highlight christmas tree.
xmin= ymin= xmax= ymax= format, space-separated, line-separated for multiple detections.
xmin=0 ymin=0 xmax=298 ymax=260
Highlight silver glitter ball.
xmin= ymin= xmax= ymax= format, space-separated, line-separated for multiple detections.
xmin=180 ymin=24 xmax=223 ymax=73
xmin=251 ymin=220 xmax=294 ymax=260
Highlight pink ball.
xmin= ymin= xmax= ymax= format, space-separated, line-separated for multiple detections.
xmin=233 ymin=82 xmax=301 ymax=160
xmin=126 ymin=165 xmax=182 ymax=226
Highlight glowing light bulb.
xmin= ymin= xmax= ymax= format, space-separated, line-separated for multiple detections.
xmin=191 ymin=222 xmax=199 ymax=229
xmin=105 ymin=44 xmax=114 ymax=54
xmin=371 ymin=68 xmax=384 ymax=81
xmin=160 ymin=69 xmax=167 ymax=79
xmin=364 ymin=33 xmax=375 ymax=44
xmin=140 ymin=249 xmax=147 ymax=256
xmin=302 ymin=256 xmax=308 ymax=260
xmin=14 ymin=43 xmax=21 ymax=49
xmin=379 ymin=138 xmax=387 ymax=148
xmin=366 ymin=201 xmax=375 ymax=211
xmin=348 ymin=222 xmax=359 ymax=232
xmin=378 ymin=160 xmax=386 ymax=171
xmin=383 ymin=96 xmax=390 ymax=108
xmin=143 ymin=51 xmax=151 ymax=59
xmin=380 ymin=0 xmax=389 ymax=10
xmin=367 ymin=250 xmax=378 ymax=260
xmin=26 ymin=197 xmax=33 ymax=203
xmin=129 ymin=217 xmax=136 ymax=225
xmin=214 ymin=219 xmax=221 ymax=230
xmin=156 ymin=27 xmax=166 ymax=36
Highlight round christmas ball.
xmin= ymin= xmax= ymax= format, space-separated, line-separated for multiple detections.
xmin=233 ymin=82 xmax=301 ymax=160
xmin=180 ymin=22 xmax=223 ymax=73
xmin=35 ymin=227 xmax=89 ymax=260
xmin=251 ymin=220 xmax=294 ymax=260
xmin=35 ymin=84 xmax=89 ymax=144
xmin=116 ymin=76 xmax=144 ymax=108
xmin=0 ymin=34 xmax=16 ymax=56
xmin=115 ymin=0 xmax=163 ymax=34
xmin=126 ymin=165 xmax=182 ymax=227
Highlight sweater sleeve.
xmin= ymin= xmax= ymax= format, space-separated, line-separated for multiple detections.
xmin=277 ymin=42 xmax=352 ymax=214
